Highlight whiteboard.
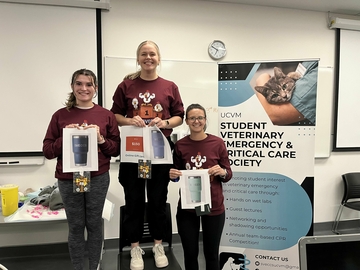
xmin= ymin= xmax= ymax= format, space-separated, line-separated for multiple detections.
xmin=334 ymin=29 xmax=360 ymax=150
xmin=0 ymin=2 xmax=97 ymax=157
xmin=104 ymin=57 xmax=333 ymax=158
xmin=104 ymin=57 xmax=219 ymax=136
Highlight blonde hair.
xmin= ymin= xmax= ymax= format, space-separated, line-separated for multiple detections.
xmin=124 ymin=40 xmax=161 ymax=80
xmin=65 ymin=69 xmax=97 ymax=111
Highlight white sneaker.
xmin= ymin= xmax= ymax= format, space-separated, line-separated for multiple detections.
xmin=152 ymin=243 xmax=169 ymax=268
xmin=130 ymin=246 xmax=145 ymax=270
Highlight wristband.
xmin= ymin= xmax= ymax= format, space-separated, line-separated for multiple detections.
xmin=220 ymin=169 xmax=227 ymax=179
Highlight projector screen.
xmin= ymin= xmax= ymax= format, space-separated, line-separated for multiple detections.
xmin=333 ymin=29 xmax=360 ymax=151
xmin=0 ymin=2 xmax=97 ymax=157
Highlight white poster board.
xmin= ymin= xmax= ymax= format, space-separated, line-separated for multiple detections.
xmin=179 ymin=169 xmax=211 ymax=209
xmin=62 ymin=128 xmax=98 ymax=172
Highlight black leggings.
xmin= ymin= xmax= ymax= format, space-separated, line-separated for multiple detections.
xmin=119 ymin=136 xmax=173 ymax=243
xmin=58 ymin=172 xmax=109 ymax=270
xmin=119 ymin=162 xmax=171 ymax=243
xmin=176 ymin=208 xmax=225 ymax=270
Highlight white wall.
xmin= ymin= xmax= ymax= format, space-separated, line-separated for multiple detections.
xmin=1 ymin=0 xmax=360 ymax=246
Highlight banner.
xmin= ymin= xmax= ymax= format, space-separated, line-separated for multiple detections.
xmin=218 ymin=60 xmax=318 ymax=270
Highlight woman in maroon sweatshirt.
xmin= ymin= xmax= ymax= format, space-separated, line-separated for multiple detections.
xmin=43 ymin=69 xmax=120 ymax=270
xmin=170 ymin=103 xmax=232 ymax=270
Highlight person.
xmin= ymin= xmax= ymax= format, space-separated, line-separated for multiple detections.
xmin=169 ymin=103 xmax=233 ymax=270
xmin=255 ymin=61 xmax=318 ymax=125
xmin=42 ymin=68 xmax=120 ymax=270
xmin=110 ymin=40 xmax=184 ymax=270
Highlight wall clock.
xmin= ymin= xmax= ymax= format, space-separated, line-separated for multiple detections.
xmin=208 ymin=40 xmax=226 ymax=60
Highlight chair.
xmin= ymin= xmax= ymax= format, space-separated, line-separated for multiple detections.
xmin=118 ymin=202 xmax=182 ymax=270
xmin=332 ymin=172 xmax=360 ymax=234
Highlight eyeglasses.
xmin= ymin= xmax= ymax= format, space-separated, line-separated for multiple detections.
xmin=187 ymin=116 xmax=206 ymax=122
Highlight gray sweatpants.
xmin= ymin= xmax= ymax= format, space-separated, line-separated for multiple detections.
xmin=58 ymin=172 xmax=109 ymax=270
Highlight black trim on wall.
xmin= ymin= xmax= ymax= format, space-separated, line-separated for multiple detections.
xmin=96 ymin=8 xmax=103 ymax=107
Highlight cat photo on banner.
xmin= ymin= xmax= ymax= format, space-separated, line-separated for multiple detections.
xmin=250 ymin=61 xmax=318 ymax=126
xmin=218 ymin=59 xmax=317 ymax=270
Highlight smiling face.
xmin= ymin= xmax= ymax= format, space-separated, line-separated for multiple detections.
xmin=137 ymin=42 xmax=160 ymax=75
xmin=71 ymin=74 xmax=97 ymax=107
xmin=186 ymin=108 xmax=207 ymax=134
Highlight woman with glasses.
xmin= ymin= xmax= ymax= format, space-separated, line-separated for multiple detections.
xmin=110 ymin=40 xmax=184 ymax=270
xmin=169 ymin=103 xmax=232 ymax=270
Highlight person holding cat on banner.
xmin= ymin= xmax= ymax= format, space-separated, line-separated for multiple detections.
xmin=254 ymin=61 xmax=318 ymax=125
xmin=169 ymin=103 xmax=233 ymax=270
xmin=43 ymin=68 xmax=120 ymax=270
xmin=110 ymin=40 xmax=184 ymax=270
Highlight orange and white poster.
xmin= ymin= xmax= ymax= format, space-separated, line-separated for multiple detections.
xmin=120 ymin=126 xmax=172 ymax=164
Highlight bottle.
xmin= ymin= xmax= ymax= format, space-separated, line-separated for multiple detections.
xmin=188 ymin=176 xmax=202 ymax=203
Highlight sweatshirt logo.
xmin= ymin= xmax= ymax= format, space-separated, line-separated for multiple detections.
xmin=132 ymin=90 xmax=163 ymax=124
